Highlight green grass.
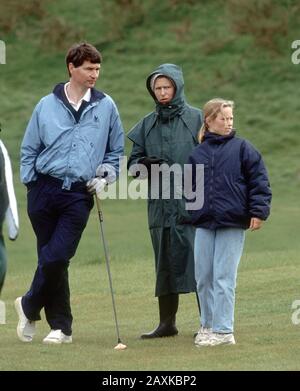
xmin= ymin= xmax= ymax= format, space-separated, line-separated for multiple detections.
xmin=0 ymin=194 xmax=299 ymax=371
xmin=0 ymin=0 xmax=300 ymax=371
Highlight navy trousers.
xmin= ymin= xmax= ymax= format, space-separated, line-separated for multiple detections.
xmin=22 ymin=175 xmax=93 ymax=336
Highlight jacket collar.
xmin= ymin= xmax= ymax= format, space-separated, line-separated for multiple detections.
xmin=203 ymin=130 xmax=236 ymax=144
xmin=144 ymin=105 xmax=199 ymax=143
xmin=53 ymin=82 xmax=105 ymax=105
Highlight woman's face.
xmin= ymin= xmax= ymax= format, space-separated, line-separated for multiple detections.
xmin=153 ymin=77 xmax=175 ymax=105
xmin=206 ymin=106 xmax=233 ymax=136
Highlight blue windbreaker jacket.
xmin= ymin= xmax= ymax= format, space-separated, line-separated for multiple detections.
xmin=21 ymin=83 xmax=124 ymax=190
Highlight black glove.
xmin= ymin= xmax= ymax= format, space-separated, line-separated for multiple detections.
xmin=138 ymin=156 xmax=166 ymax=170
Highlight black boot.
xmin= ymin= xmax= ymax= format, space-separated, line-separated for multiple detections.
xmin=140 ymin=294 xmax=179 ymax=339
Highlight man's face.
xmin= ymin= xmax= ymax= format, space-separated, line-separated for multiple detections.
xmin=68 ymin=60 xmax=101 ymax=89
xmin=154 ymin=77 xmax=175 ymax=105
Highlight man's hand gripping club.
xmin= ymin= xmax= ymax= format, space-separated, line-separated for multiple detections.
xmin=86 ymin=177 xmax=107 ymax=198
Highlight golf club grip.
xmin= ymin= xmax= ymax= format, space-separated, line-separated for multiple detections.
xmin=95 ymin=196 xmax=103 ymax=222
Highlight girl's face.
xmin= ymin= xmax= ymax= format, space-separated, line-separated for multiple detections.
xmin=206 ymin=106 xmax=233 ymax=136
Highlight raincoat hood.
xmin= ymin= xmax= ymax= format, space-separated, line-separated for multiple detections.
xmin=146 ymin=64 xmax=185 ymax=120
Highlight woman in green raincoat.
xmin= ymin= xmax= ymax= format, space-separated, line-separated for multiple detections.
xmin=127 ymin=64 xmax=202 ymax=338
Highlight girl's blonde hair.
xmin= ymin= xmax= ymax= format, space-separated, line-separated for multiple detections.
xmin=198 ymin=98 xmax=235 ymax=143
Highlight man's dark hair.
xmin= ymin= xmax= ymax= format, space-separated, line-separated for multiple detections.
xmin=66 ymin=42 xmax=102 ymax=76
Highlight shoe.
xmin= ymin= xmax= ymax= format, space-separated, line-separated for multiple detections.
xmin=43 ymin=329 xmax=72 ymax=344
xmin=209 ymin=332 xmax=235 ymax=346
xmin=196 ymin=332 xmax=235 ymax=347
xmin=14 ymin=297 xmax=36 ymax=342
xmin=194 ymin=327 xmax=212 ymax=345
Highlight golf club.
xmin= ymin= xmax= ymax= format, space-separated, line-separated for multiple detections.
xmin=95 ymin=195 xmax=127 ymax=351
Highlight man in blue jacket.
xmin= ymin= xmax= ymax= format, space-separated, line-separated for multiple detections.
xmin=15 ymin=42 xmax=124 ymax=344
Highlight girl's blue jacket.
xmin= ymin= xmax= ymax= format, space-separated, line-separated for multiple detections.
xmin=187 ymin=131 xmax=272 ymax=230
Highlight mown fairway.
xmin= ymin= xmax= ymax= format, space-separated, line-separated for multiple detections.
xmin=0 ymin=194 xmax=299 ymax=371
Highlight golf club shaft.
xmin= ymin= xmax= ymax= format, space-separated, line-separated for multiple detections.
xmin=95 ymin=196 xmax=121 ymax=343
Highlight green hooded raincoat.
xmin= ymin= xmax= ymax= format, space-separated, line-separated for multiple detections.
xmin=127 ymin=64 xmax=202 ymax=296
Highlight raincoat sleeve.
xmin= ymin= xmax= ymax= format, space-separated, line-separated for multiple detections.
xmin=127 ymin=112 xmax=158 ymax=179
xmin=0 ymin=140 xmax=19 ymax=240
xmin=127 ymin=119 xmax=146 ymax=162
xmin=127 ymin=119 xmax=148 ymax=179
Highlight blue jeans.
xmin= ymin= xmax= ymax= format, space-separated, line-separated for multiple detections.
xmin=194 ymin=227 xmax=245 ymax=333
